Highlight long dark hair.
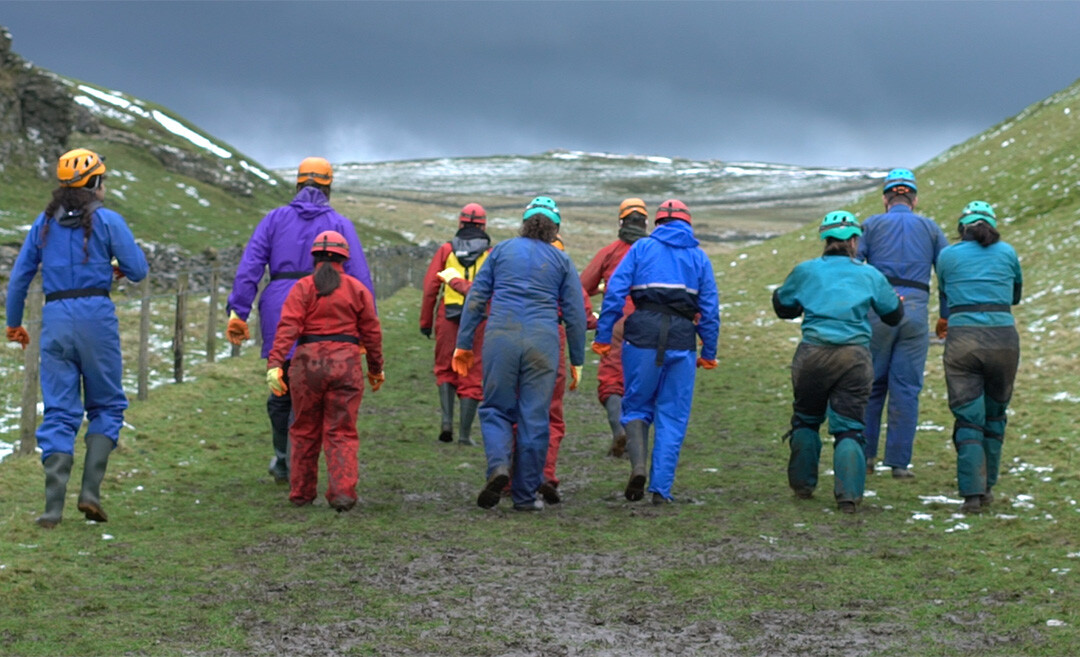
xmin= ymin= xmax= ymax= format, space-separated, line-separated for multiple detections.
xmin=41 ymin=185 xmax=100 ymax=261
xmin=297 ymin=180 xmax=331 ymax=201
xmin=958 ymin=221 xmax=1000 ymax=247
xmin=823 ymin=236 xmax=857 ymax=258
xmin=520 ymin=215 xmax=559 ymax=243
xmin=313 ymin=252 xmax=347 ymax=297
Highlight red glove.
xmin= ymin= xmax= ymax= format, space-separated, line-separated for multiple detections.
xmin=6 ymin=326 xmax=29 ymax=349
xmin=696 ymin=357 xmax=718 ymax=370
xmin=368 ymin=371 xmax=385 ymax=392
xmin=452 ymin=349 xmax=474 ymax=377
xmin=935 ymin=317 xmax=948 ymax=340
xmin=226 ymin=310 xmax=250 ymax=345
xmin=591 ymin=342 xmax=611 ymax=357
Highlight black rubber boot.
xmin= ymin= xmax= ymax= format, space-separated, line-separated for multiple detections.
xmin=604 ymin=395 xmax=626 ymax=457
xmin=267 ymin=388 xmax=292 ymax=483
xmin=77 ymin=434 xmax=114 ymax=522
xmin=36 ymin=453 xmax=74 ymax=529
xmin=477 ymin=465 xmax=510 ymax=509
xmin=624 ymin=420 xmax=648 ymax=501
xmin=438 ymin=383 xmax=456 ymax=443
xmin=459 ymin=397 xmax=480 ymax=446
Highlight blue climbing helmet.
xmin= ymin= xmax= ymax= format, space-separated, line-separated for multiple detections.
xmin=523 ymin=195 xmax=561 ymax=224
xmin=883 ymin=168 xmax=917 ymax=194
xmin=819 ymin=211 xmax=862 ymax=241
xmin=958 ymin=200 xmax=996 ymax=229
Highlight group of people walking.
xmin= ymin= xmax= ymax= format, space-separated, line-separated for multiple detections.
xmin=5 ymin=151 xmax=1021 ymax=526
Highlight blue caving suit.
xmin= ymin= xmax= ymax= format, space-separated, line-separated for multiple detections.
xmin=772 ymin=254 xmax=903 ymax=502
xmin=456 ymin=237 xmax=586 ymax=506
xmin=6 ymin=204 xmax=148 ymax=461
xmin=937 ymin=238 xmax=1022 ymax=498
xmin=595 ymin=220 xmax=720 ymax=501
xmin=856 ymin=204 xmax=949 ymax=470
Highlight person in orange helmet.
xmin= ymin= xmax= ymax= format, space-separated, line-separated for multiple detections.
xmin=419 ymin=203 xmax=492 ymax=446
xmin=266 ymin=231 xmax=384 ymax=511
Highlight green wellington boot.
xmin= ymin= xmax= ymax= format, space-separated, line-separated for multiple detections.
xmin=604 ymin=395 xmax=626 ymax=457
xmin=36 ymin=453 xmax=74 ymax=529
xmin=624 ymin=420 xmax=648 ymax=501
xmin=437 ymin=383 xmax=456 ymax=443
xmin=458 ymin=397 xmax=480 ymax=446
xmin=77 ymin=434 xmax=114 ymax=522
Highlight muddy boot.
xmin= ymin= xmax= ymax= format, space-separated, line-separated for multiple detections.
xmin=961 ymin=495 xmax=983 ymax=514
xmin=624 ymin=420 xmax=648 ymax=501
xmin=459 ymin=397 xmax=480 ymax=446
xmin=604 ymin=395 xmax=626 ymax=457
xmin=36 ymin=453 xmax=74 ymax=529
xmin=438 ymin=383 xmax=456 ymax=443
xmin=538 ymin=480 xmax=561 ymax=504
xmin=77 ymin=434 xmax=114 ymax=522
xmin=477 ymin=465 xmax=510 ymax=509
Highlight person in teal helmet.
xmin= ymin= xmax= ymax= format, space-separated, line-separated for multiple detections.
xmin=936 ymin=201 xmax=1022 ymax=514
xmin=772 ymin=211 xmax=904 ymax=513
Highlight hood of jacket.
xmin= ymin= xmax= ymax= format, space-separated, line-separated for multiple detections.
xmin=649 ymin=220 xmax=699 ymax=248
xmin=290 ymin=186 xmax=334 ymax=221
xmin=52 ymin=200 xmax=103 ymax=228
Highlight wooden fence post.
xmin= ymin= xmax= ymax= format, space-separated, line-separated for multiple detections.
xmin=173 ymin=272 xmax=188 ymax=383
xmin=17 ymin=281 xmax=43 ymax=456
xmin=206 ymin=268 xmax=219 ymax=364
xmin=138 ymin=273 xmax=152 ymax=401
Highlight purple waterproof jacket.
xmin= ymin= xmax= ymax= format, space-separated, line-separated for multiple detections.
xmin=227 ymin=186 xmax=375 ymax=358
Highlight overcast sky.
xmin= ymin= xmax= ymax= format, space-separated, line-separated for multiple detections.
xmin=4 ymin=1 xmax=1080 ymax=170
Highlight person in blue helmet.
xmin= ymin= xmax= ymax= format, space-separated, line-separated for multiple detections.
xmin=452 ymin=196 xmax=587 ymax=512
xmin=593 ymin=199 xmax=720 ymax=505
xmin=6 ymin=148 xmax=148 ymax=528
xmin=936 ymin=201 xmax=1022 ymax=514
xmin=773 ymin=211 xmax=903 ymax=514
xmin=856 ymin=168 xmax=949 ymax=479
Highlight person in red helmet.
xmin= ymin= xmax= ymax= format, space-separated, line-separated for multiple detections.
xmin=580 ymin=197 xmax=649 ymax=457
xmin=266 ymin=231 xmax=384 ymax=511
xmin=419 ymin=202 xmax=492 ymax=446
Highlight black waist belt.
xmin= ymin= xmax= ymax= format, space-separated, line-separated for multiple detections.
xmin=296 ymin=334 xmax=360 ymax=345
xmin=635 ymin=301 xmax=696 ymax=365
xmin=886 ymin=276 xmax=930 ymax=292
xmin=635 ymin=300 xmax=697 ymax=321
xmin=44 ymin=287 xmax=110 ymax=303
xmin=950 ymin=304 xmax=1011 ymax=314
xmin=270 ymin=271 xmax=312 ymax=281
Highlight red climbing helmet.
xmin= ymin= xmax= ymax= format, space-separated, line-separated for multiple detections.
xmin=656 ymin=199 xmax=691 ymax=224
xmin=459 ymin=202 xmax=487 ymax=225
xmin=311 ymin=230 xmax=350 ymax=258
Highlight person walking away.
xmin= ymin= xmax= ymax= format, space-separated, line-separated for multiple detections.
xmin=592 ymin=199 xmax=720 ymax=505
xmin=772 ymin=212 xmax=904 ymax=513
xmin=580 ymin=197 xmax=650 ymax=457
xmin=6 ymin=148 xmax=148 ymax=528
xmin=265 ymin=231 xmax=384 ymax=511
xmin=226 ymin=157 xmax=375 ymax=484
xmin=857 ymin=169 xmax=949 ymax=478
xmin=453 ymin=196 xmax=587 ymax=511
xmin=419 ymin=203 xmax=491 ymax=445
xmin=936 ymin=201 xmax=1021 ymax=514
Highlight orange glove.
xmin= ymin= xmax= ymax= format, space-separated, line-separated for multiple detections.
xmin=452 ymin=349 xmax=474 ymax=377
xmin=569 ymin=365 xmax=583 ymax=391
xmin=6 ymin=326 xmax=29 ymax=349
xmin=226 ymin=310 xmax=250 ymax=345
xmin=935 ymin=317 xmax=948 ymax=340
xmin=368 ymin=370 xmax=385 ymax=392
xmin=591 ymin=342 xmax=611 ymax=357
xmin=266 ymin=367 xmax=288 ymax=397
xmin=696 ymin=357 xmax=718 ymax=370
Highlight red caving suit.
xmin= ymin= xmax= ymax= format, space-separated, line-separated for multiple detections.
xmin=420 ymin=241 xmax=487 ymax=401
xmin=580 ymin=239 xmax=634 ymax=404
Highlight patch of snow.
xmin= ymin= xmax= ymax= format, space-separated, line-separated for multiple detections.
xmin=152 ymin=110 xmax=231 ymax=159
xmin=240 ymin=160 xmax=278 ymax=186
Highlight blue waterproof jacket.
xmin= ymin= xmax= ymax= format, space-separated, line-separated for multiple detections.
xmin=773 ymin=255 xmax=903 ymax=346
xmin=937 ymin=239 xmax=1022 ymax=327
xmin=7 ymin=206 xmax=148 ymax=325
xmin=856 ymin=204 xmax=949 ymax=316
xmin=595 ymin=220 xmax=719 ymax=360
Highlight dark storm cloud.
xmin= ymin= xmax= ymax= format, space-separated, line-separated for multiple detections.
xmin=3 ymin=1 xmax=1079 ymax=169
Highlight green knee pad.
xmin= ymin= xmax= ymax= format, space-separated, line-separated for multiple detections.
xmin=833 ymin=434 xmax=866 ymax=503
xmin=788 ymin=427 xmax=822 ymax=494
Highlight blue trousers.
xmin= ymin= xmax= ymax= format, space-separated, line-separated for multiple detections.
xmin=621 ymin=343 xmax=696 ymax=500
xmin=479 ymin=324 xmax=559 ymax=506
xmin=864 ymin=306 xmax=929 ymax=468
xmin=37 ymin=299 xmax=127 ymax=461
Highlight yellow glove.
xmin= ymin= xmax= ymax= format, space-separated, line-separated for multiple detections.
xmin=227 ymin=310 xmax=250 ymax=345
xmin=569 ymin=365 xmax=583 ymax=391
xmin=452 ymin=349 xmax=474 ymax=377
xmin=111 ymin=257 xmax=124 ymax=280
xmin=437 ymin=267 xmax=463 ymax=284
xmin=266 ymin=367 xmax=288 ymax=397
xmin=368 ymin=370 xmax=385 ymax=392
xmin=6 ymin=326 xmax=29 ymax=349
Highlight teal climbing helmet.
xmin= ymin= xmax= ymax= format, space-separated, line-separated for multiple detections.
xmin=818 ymin=211 xmax=862 ymax=241
xmin=523 ymin=195 xmax=561 ymax=224
xmin=883 ymin=168 xmax=917 ymax=194
xmin=958 ymin=200 xmax=996 ymax=228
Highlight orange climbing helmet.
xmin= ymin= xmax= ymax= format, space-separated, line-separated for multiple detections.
xmin=311 ymin=230 xmax=350 ymax=258
xmin=459 ymin=202 xmax=487 ymax=225
xmin=619 ymin=197 xmax=648 ymax=221
xmin=57 ymin=148 xmax=107 ymax=188
xmin=297 ymin=157 xmax=333 ymax=185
